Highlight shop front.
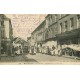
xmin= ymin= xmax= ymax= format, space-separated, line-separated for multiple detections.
xmin=1 ymin=39 xmax=12 ymax=56
xmin=56 ymin=28 xmax=80 ymax=57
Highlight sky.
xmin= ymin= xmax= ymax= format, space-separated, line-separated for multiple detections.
xmin=6 ymin=14 xmax=47 ymax=40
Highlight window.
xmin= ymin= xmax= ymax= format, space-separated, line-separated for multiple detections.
xmin=60 ymin=14 xmax=61 ymax=18
xmin=70 ymin=18 xmax=74 ymax=30
xmin=55 ymin=14 xmax=57 ymax=22
xmin=48 ymin=15 xmax=53 ymax=26
xmin=1 ymin=30 xmax=4 ymax=38
xmin=45 ymin=30 xmax=48 ymax=39
xmin=60 ymin=23 xmax=62 ymax=33
xmin=64 ymin=21 xmax=68 ymax=32
xmin=77 ymin=15 xmax=80 ymax=19
xmin=48 ymin=17 xmax=51 ymax=26
xmin=32 ymin=36 xmax=34 ymax=39
xmin=50 ymin=15 xmax=53 ymax=24
xmin=77 ymin=15 xmax=80 ymax=28
xmin=51 ymin=15 xmax=53 ymax=20
xmin=1 ymin=30 xmax=3 ymax=38
xmin=1 ymin=21 xmax=4 ymax=26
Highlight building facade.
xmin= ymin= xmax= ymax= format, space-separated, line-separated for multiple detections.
xmin=0 ymin=14 xmax=13 ymax=56
xmin=44 ymin=14 xmax=58 ymax=48
xmin=27 ymin=37 xmax=31 ymax=47
xmin=30 ymin=14 xmax=80 ymax=56
xmin=56 ymin=14 xmax=80 ymax=46
xmin=31 ymin=20 xmax=46 ymax=47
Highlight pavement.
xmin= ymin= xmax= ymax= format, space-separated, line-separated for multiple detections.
xmin=0 ymin=54 xmax=37 ymax=62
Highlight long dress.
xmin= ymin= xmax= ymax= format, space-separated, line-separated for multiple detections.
xmin=34 ymin=48 xmax=36 ymax=54
xmin=29 ymin=48 xmax=32 ymax=53
xmin=17 ymin=48 xmax=20 ymax=55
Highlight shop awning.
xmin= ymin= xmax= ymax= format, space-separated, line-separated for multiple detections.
xmin=68 ymin=45 xmax=80 ymax=51
xmin=56 ymin=28 xmax=80 ymax=40
xmin=45 ymin=36 xmax=57 ymax=42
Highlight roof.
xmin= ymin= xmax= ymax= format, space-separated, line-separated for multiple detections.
xmin=0 ymin=14 xmax=10 ymax=21
xmin=45 ymin=14 xmax=51 ymax=18
xmin=31 ymin=20 xmax=46 ymax=34
xmin=13 ymin=37 xmax=27 ymax=44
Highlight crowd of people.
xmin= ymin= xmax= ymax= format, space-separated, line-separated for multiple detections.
xmin=12 ymin=43 xmax=80 ymax=57
xmin=28 ymin=44 xmax=80 ymax=57
xmin=28 ymin=45 xmax=59 ymax=56
xmin=12 ymin=45 xmax=23 ymax=56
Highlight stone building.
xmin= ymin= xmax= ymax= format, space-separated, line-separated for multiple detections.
xmin=30 ymin=14 xmax=80 ymax=56
xmin=0 ymin=14 xmax=13 ymax=56
xmin=30 ymin=14 xmax=59 ymax=49
xmin=36 ymin=20 xmax=46 ymax=47
xmin=31 ymin=20 xmax=46 ymax=47
xmin=31 ymin=29 xmax=38 ymax=46
xmin=27 ymin=37 xmax=31 ymax=47
xmin=56 ymin=14 xmax=80 ymax=47
xmin=44 ymin=14 xmax=58 ymax=48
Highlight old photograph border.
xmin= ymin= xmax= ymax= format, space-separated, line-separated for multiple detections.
xmin=0 ymin=0 xmax=80 ymax=80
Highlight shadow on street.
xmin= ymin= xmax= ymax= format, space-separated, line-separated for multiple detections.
xmin=0 ymin=54 xmax=38 ymax=63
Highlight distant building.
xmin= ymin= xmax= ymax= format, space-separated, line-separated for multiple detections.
xmin=31 ymin=20 xmax=47 ymax=48
xmin=13 ymin=37 xmax=28 ymax=52
xmin=27 ymin=37 xmax=31 ymax=47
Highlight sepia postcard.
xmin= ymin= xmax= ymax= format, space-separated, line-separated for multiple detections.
xmin=0 ymin=14 xmax=80 ymax=65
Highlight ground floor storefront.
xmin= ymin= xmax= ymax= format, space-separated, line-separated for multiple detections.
xmin=1 ymin=39 xmax=13 ymax=56
xmin=56 ymin=28 xmax=80 ymax=57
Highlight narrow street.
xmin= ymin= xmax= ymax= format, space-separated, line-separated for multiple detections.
xmin=26 ymin=53 xmax=80 ymax=64
xmin=0 ymin=53 xmax=80 ymax=64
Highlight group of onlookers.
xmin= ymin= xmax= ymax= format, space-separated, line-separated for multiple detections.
xmin=29 ymin=46 xmax=37 ymax=55
xmin=28 ymin=44 xmax=80 ymax=57
xmin=41 ymin=45 xmax=59 ymax=56
xmin=28 ymin=45 xmax=59 ymax=56
xmin=12 ymin=45 xmax=23 ymax=56
xmin=61 ymin=47 xmax=80 ymax=57
xmin=12 ymin=43 xmax=80 ymax=57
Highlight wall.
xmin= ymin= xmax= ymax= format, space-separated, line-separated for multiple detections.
xmin=57 ymin=14 xmax=80 ymax=34
xmin=4 ymin=20 xmax=9 ymax=39
xmin=31 ymin=14 xmax=80 ymax=48
xmin=45 ymin=14 xmax=58 ymax=40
